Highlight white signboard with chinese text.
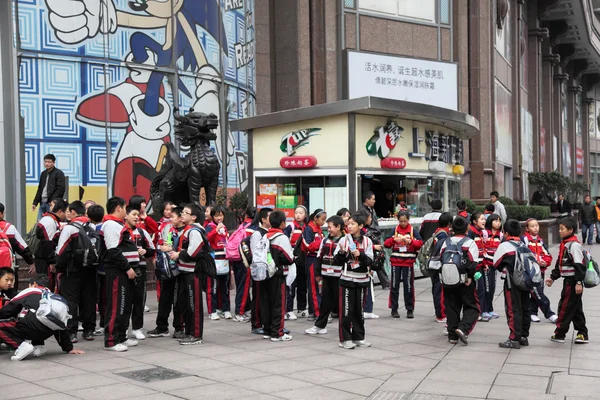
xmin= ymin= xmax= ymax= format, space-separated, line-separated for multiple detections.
xmin=347 ymin=51 xmax=458 ymax=111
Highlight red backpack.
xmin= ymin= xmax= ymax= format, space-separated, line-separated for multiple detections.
xmin=0 ymin=229 xmax=14 ymax=268
xmin=226 ymin=221 xmax=251 ymax=261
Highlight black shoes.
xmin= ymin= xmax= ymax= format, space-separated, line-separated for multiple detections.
xmin=69 ymin=334 xmax=78 ymax=343
xmin=407 ymin=311 xmax=414 ymax=319
xmin=148 ymin=328 xmax=170 ymax=338
xmin=82 ymin=330 xmax=94 ymax=341
xmin=455 ymin=329 xmax=468 ymax=345
xmin=499 ymin=339 xmax=521 ymax=349
xmin=391 ymin=310 xmax=400 ymax=319
xmin=519 ymin=337 xmax=529 ymax=347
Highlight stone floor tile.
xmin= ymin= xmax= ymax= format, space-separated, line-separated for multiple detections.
xmin=324 ymin=377 xmax=385 ymax=396
xmin=67 ymin=382 xmax=157 ymax=400
xmin=228 ymin=374 xmax=313 ymax=393
xmin=195 ymin=365 xmax=271 ymax=382
xmin=168 ymin=383 xmax=262 ymax=400
xmin=272 ymin=384 xmax=359 ymax=400
xmin=36 ymin=372 xmax=121 ymax=391
xmin=292 ymin=367 xmax=364 ymax=385
xmin=3 ymin=383 xmax=56 ymax=400
xmin=415 ymin=379 xmax=491 ymax=398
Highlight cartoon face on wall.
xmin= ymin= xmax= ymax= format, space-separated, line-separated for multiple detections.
xmin=19 ymin=0 xmax=254 ymax=219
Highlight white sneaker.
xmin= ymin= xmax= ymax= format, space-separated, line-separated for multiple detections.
xmin=132 ymin=329 xmax=146 ymax=340
xmin=144 ymin=306 xmax=150 ymax=313
xmin=443 ymin=327 xmax=448 ymax=335
xmin=328 ymin=315 xmax=333 ymax=323
xmin=33 ymin=346 xmax=48 ymax=358
xmin=11 ymin=341 xmax=34 ymax=361
xmin=78 ymin=322 xmax=84 ymax=332
xmin=364 ymin=312 xmax=379 ymax=319
xmin=232 ymin=314 xmax=246 ymax=322
xmin=549 ymin=315 xmax=558 ymax=323
xmin=93 ymin=327 xmax=104 ymax=336
xmin=105 ymin=343 xmax=128 ymax=352
xmin=353 ymin=340 xmax=372 ymax=347
xmin=223 ymin=311 xmax=233 ymax=320
xmin=531 ymin=315 xmax=541 ymax=323
xmin=285 ymin=311 xmax=298 ymax=320
xmin=271 ymin=333 xmax=293 ymax=342
xmin=123 ymin=339 xmax=139 ymax=347
xmin=305 ymin=326 xmax=327 ymax=335
xmin=339 ymin=340 xmax=356 ymax=349
xmin=209 ymin=313 xmax=221 ymax=320
xmin=297 ymin=310 xmax=309 ymax=318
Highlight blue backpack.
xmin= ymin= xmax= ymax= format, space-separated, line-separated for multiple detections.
xmin=155 ymin=231 xmax=180 ymax=281
xmin=439 ymin=237 xmax=469 ymax=288
xmin=507 ymin=241 xmax=542 ymax=291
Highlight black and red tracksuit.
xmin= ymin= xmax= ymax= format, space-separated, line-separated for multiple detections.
xmin=176 ymin=224 xmax=206 ymax=339
xmin=493 ymin=237 xmax=531 ymax=342
xmin=205 ymin=222 xmax=230 ymax=314
xmin=35 ymin=213 xmax=61 ymax=292
xmin=284 ymin=220 xmax=307 ymax=313
xmin=336 ymin=233 xmax=374 ymax=342
xmin=550 ymin=235 xmax=587 ymax=340
xmin=0 ymin=287 xmax=73 ymax=352
xmin=260 ymin=229 xmax=294 ymax=338
xmin=0 ymin=220 xmax=34 ymax=296
xmin=384 ymin=225 xmax=423 ymax=312
xmin=127 ymin=226 xmax=155 ymax=331
xmin=480 ymin=229 xmax=503 ymax=314
xmin=314 ymin=235 xmax=343 ymax=329
xmin=302 ymin=221 xmax=323 ymax=317
xmin=430 ymin=228 xmax=449 ymax=319
xmin=468 ymin=225 xmax=486 ymax=314
xmin=101 ymin=215 xmax=140 ymax=347
xmin=522 ymin=233 xmax=555 ymax=318
xmin=155 ymin=221 xmax=183 ymax=333
xmin=233 ymin=219 xmax=254 ymax=315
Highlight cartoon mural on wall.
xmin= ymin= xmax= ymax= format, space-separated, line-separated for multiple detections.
xmin=16 ymin=0 xmax=254 ymax=225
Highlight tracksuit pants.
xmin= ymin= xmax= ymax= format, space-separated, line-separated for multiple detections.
xmin=530 ymin=271 xmax=555 ymax=319
xmin=233 ymin=261 xmax=252 ymax=315
xmin=287 ymin=258 xmax=307 ymax=312
xmin=431 ymin=275 xmax=445 ymax=319
xmin=389 ymin=266 xmax=415 ymax=311
xmin=97 ymin=273 xmax=106 ymax=328
xmin=364 ymin=284 xmax=373 ymax=313
xmin=127 ymin=268 xmax=147 ymax=331
xmin=315 ymin=276 xmax=339 ymax=329
xmin=554 ymin=279 xmax=588 ymax=339
xmin=104 ymin=268 xmax=134 ymax=347
xmin=477 ymin=268 xmax=496 ymax=314
xmin=177 ymin=272 xmax=204 ymax=339
xmin=339 ymin=284 xmax=366 ymax=342
xmin=35 ymin=259 xmax=57 ymax=293
xmin=503 ymin=279 xmax=531 ymax=341
xmin=259 ymin=275 xmax=286 ymax=338
xmin=0 ymin=317 xmax=54 ymax=349
xmin=61 ymin=269 xmax=97 ymax=335
xmin=251 ymin=279 xmax=262 ymax=330
xmin=444 ymin=283 xmax=479 ymax=340
xmin=155 ymin=277 xmax=183 ymax=332
xmin=207 ymin=272 xmax=230 ymax=314
xmin=306 ymin=256 xmax=321 ymax=317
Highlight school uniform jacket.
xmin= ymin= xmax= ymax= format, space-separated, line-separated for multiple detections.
xmin=522 ymin=233 xmax=552 ymax=271
xmin=483 ymin=229 xmax=503 ymax=268
xmin=384 ymin=225 xmax=424 ymax=267
xmin=177 ymin=224 xmax=205 ymax=273
xmin=55 ymin=216 xmax=92 ymax=274
xmin=266 ymin=228 xmax=294 ymax=276
xmin=334 ymin=234 xmax=374 ymax=288
xmin=316 ymin=235 xmax=343 ymax=277
xmin=302 ymin=221 xmax=323 ymax=258
xmin=419 ymin=211 xmax=442 ymax=241
xmin=0 ymin=220 xmax=34 ymax=265
xmin=131 ymin=226 xmax=156 ymax=267
xmin=284 ymin=220 xmax=305 ymax=247
xmin=467 ymin=225 xmax=485 ymax=270
xmin=36 ymin=213 xmax=61 ymax=263
xmin=101 ymin=216 xmax=140 ymax=272
xmin=550 ymin=235 xmax=585 ymax=282
xmin=206 ymin=222 xmax=228 ymax=261
xmin=492 ymin=238 xmax=520 ymax=277
xmin=438 ymin=235 xmax=479 ymax=279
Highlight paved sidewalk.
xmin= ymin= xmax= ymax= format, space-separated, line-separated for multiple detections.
xmin=3 ymin=244 xmax=600 ymax=400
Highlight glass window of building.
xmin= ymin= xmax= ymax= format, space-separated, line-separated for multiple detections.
xmin=495 ymin=0 xmax=511 ymax=62
xmin=360 ymin=0 xmax=436 ymax=23
xmin=576 ymin=92 xmax=582 ymax=136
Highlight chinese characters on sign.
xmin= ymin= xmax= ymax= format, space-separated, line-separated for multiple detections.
xmin=366 ymin=120 xmax=404 ymax=159
xmin=425 ymin=130 xmax=464 ymax=165
xmin=347 ymin=51 xmax=458 ymax=110
xmin=381 ymin=157 xmax=407 ymax=169
xmin=280 ymin=156 xmax=318 ymax=169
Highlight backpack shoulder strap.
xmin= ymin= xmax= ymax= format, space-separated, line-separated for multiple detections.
xmin=457 ymin=237 xmax=469 ymax=247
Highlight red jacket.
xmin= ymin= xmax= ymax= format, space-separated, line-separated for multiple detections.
xmin=522 ymin=232 xmax=553 ymax=270
xmin=384 ymin=225 xmax=423 ymax=267
xmin=467 ymin=225 xmax=485 ymax=269
xmin=284 ymin=220 xmax=305 ymax=247
xmin=302 ymin=221 xmax=323 ymax=257
xmin=483 ymin=229 xmax=503 ymax=268
xmin=206 ymin=222 xmax=228 ymax=260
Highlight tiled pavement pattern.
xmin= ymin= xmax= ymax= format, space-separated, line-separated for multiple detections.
xmin=3 ymin=244 xmax=600 ymax=400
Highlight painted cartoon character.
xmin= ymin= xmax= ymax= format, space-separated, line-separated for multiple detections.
xmin=44 ymin=0 xmax=237 ymax=199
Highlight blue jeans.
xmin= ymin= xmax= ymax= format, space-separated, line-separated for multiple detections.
xmin=582 ymin=223 xmax=594 ymax=244
xmin=37 ymin=202 xmax=50 ymax=221
xmin=364 ymin=284 xmax=374 ymax=313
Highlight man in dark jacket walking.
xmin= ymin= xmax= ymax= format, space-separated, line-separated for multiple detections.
xmin=32 ymin=154 xmax=66 ymax=221
xmin=580 ymin=195 xmax=596 ymax=245
xmin=360 ymin=192 xmax=390 ymax=289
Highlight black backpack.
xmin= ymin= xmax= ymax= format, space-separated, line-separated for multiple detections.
xmin=72 ymin=222 xmax=100 ymax=269
xmin=193 ymin=228 xmax=217 ymax=279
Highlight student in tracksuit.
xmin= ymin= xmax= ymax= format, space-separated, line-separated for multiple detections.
xmin=0 ymin=275 xmax=85 ymax=361
xmin=283 ymin=205 xmax=307 ymax=320
xmin=468 ymin=212 xmax=488 ymax=321
xmin=232 ymin=207 xmax=256 ymax=322
xmin=170 ymin=204 xmax=206 ymax=346
xmin=430 ymin=212 xmax=454 ymax=323
xmin=86 ymin=204 xmax=106 ymax=337
xmin=335 ymin=213 xmax=374 ymax=349
xmin=493 ymin=219 xmax=532 ymax=349
xmin=261 ymin=211 xmax=295 ymax=341
xmin=0 ymin=204 xmax=35 ymax=297
xmin=35 ymin=200 xmax=68 ymax=292
xmin=124 ymin=207 xmax=155 ymax=341
xmin=148 ymin=207 xmax=185 ymax=338
xmin=102 ymin=197 xmax=140 ymax=352
xmin=249 ymin=208 xmax=271 ymax=334
xmin=306 ymin=215 xmax=344 ymax=335
xmin=56 ymin=201 xmax=97 ymax=343
xmin=302 ymin=209 xmax=327 ymax=320
xmin=523 ymin=218 xmax=557 ymax=323
xmin=206 ymin=206 xmax=231 ymax=320
xmin=546 ymin=217 xmax=589 ymax=344
xmin=481 ymin=214 xmax=503 ymax=320
xmin=384 ymin=210 xmax=423 ymax=319
xmin=361 ymin=212 xmax=380 ymax=319
xmin=0 ymin=268 xmax=15 ymax=307
xmin=438 ymin=216 xmax=480 ymax=345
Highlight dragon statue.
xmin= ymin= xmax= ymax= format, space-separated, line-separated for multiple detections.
xmin=150 ymin=108 xmax=220 ymax=211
